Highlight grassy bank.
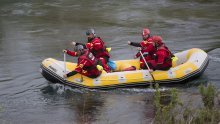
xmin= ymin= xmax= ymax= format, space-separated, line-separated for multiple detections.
xmin=153 ymin=83 xmax=220 ymax=124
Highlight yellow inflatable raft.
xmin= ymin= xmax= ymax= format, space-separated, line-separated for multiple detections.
xmin=40 ymin=48 xmax=209 ymax=89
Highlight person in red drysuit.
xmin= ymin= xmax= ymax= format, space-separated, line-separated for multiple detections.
xmin=72 ymin=29 xmax=111 ymax=73
xmin=63 ymin=45 xmax=103 ymax=78
xmin=128 ymin=28 xmax=172 ymax=70
xmin=146 ymin=44 xmax=172 ymax=70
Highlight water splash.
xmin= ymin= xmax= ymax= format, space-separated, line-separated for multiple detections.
xmin=41 ymin=83 xmax=91 ymax=95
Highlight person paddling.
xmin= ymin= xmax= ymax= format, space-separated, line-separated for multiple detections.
xmin=72 ymin=28 xmax=111 ymax=72
xmin=63 ymin=45 xmax=103 ymax=78
xmin=128 ymin=28 xmax=173 ymax=70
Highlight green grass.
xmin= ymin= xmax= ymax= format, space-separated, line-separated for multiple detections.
xmin=153 ymin=83 xmax=220 ymax=124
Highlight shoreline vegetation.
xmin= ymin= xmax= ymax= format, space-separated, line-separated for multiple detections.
xmin=153 ymin=83 xmax=220 ymax=124
xmin=0 ymin=84 xmax=219 ymax=124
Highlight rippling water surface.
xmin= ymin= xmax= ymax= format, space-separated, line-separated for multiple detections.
xmin=0 ymin=0 xmax=220 ymax=123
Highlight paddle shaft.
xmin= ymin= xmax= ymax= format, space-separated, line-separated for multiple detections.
xmin=139 ymin=51 xmax=151 ymax=71
xmin=139 ymin=51 xmax=155 ymax=83
xmin=64 ymin=52 xmax=66 ymax=73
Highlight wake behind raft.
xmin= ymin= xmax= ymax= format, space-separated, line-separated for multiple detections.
xmin=40 ymin=48 xmax=209 ymax=89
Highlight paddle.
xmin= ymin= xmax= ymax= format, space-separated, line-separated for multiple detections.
xmin=64 ymin=52 xmax=67 ymax=74
xmin=139 ymin=50 xmax=155 ymax=83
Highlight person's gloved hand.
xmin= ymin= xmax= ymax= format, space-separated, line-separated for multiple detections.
xmin=63 ymin=74 xmax=67 ymax=78
xmin=63 ymin=49 xmax=67 ymax=53
xmin=72 ymin=41 xmax=76 ymax=46
xmin=137 ymin=47 xmax=142 ymax=51
xmin=134 ymin=55 xmax=138 ymax=59
xmin=127 ymin=41 xmax=131 ymax=45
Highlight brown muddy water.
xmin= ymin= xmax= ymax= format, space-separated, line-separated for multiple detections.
xmin=0 ymin=0 xmax=220 ymax=124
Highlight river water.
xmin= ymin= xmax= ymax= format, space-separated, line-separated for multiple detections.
xmin=0 ymin=0 xmax=220 ymax=124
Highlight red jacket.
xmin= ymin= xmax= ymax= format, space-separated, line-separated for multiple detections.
xmin=147 ymin=46 xmax=172 ymax=70
xmin=134 ymin=35 xmax=162 ymax=58
xmin=66 ymin=49 xmax=101 ymax=77
xmin=132 ymin=35 xmax=172 ymax=70
xmin=136 ymin=41 xmax=156 ymax=59
xmin=86 ymin=37 xmax=110 ymax=59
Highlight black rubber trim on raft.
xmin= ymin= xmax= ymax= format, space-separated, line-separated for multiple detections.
xmin=40 ymin=56 xmax=209 ymax=89
xmin=41 ymin=65 xmax=86 ymax=89
xmin=41 ymin=65 xmax=148 ymax=89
